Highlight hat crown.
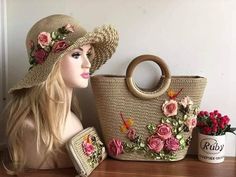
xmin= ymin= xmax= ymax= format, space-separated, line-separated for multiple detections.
xmin=26 ymin=14 xmax=87 ymax=67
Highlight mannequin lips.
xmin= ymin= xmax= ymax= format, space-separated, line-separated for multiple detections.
xmin=80 ymin=72 xmax=90 ymax=79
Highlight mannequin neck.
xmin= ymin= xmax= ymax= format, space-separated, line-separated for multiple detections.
xmin=65 ymin=87 xmax=73 ymax=114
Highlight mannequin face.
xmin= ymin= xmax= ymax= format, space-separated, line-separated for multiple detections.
xmin=60 ymin=44 xmax=91 ymax=88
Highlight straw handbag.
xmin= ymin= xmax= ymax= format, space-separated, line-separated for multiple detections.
xmin=91 ymin=55 xmax=207 ymax=161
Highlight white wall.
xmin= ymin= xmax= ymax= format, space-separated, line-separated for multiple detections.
xmin=0 ymin=0 xmax=7 ymax=149
xmin=1 ymin=0 xmax=236 ymax=156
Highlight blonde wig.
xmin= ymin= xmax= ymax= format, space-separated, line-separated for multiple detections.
xmin=4 ymin=60 xmax=81 ymax=173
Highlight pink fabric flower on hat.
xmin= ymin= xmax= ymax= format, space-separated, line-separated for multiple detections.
xmin=65 ymin=24 xmax=75 ymax=32
xmin=164 ymin=137 xmax=180 ymax=152
xmin=108 ymin=139 xmax=123 ymax=156
xmin=156 ymin=123 xmax=172 ymax=140
xmin=147 ymin=135 xmax=164 ymax=153
xmin=38 ymin=32 xmax=52 ymax=48
xmin=162 ymin=99 xmax=178 ymax=117
xmin=52 ymin=40 xmax=69 ymax=53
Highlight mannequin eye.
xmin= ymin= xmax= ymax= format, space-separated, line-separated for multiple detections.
xmin=86 ymin=49 xmax=92 ymax=58
xmin=86 ymin=52 xmax=92 ymax=58
xmin=71 ymin=52 xmax=80 ymax=59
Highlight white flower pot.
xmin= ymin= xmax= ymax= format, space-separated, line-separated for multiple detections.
xmin=198 ymin=133 xmax=225 ymax=163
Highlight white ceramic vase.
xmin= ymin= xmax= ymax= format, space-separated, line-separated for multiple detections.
xmin=198 ymin=132 xmax=225 ymax=163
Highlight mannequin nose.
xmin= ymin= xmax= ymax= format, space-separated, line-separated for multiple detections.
xmin=82 ymin=55 xmax=91 ymax=68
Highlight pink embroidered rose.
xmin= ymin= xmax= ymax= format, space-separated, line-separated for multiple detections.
xmin=37 ymin=32 xmax=52 ymax=48
xmin=127 ymin=128 xmax=136 ymax=141
xmin=185 ymin=117 xmax=197 ymax=131
xmin=82 ymin=142 xmax=95 ymax=156
xmin=108 ymin=139 xmax=123 ymax=156
xmin=179 ymin=96 xmax=193 ymax=108
xmin=156 ymin=123 xmax=172 ymax=140
xmin=147 ymin=135 xmax=164 ymax=153
xmin=162 ymin=99 xmax=178 ymax=117
xmin=65 ymin=24 xmax=75 ymax=32
xmin=52 ymin=40 xmax=69 ymax=53
xmin=164 ymin=137 xmax=180 ymax=152
xmin=33 ymin=49 xmax=48 ymax=64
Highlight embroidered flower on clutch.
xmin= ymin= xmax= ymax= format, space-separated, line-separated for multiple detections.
xmin=82 ymin=134 xmax=106 ymax=168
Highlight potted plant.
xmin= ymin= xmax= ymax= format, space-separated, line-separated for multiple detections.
xmin=197 ymin=110 xmax=236 ymax=163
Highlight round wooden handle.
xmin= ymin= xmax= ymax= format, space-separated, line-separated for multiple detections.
xmin=126 ymin=55 xmax=171 ymax=99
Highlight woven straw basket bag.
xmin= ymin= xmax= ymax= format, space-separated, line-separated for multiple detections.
xmin=91 ymin=55 xmax=207 ymax=161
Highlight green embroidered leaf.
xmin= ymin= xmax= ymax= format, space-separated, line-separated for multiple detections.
xmin=173 ymin=128 xmax=177 ymax=134
xmin=147 ymin=123 xmax=156 ymax=134
xmin=176 ymin=134 xmax=183 ymax=140
xmin=161 ymin=119 xmax=165 ymax=123
xmin=140 ymin=142 xmax=145 ymax=148
xmin=166 ymin=119 xmax=171 ymax=123
xmin=178 ymin=120 xmax=183 ymax=124
xmin=180 ymin=138 xmax=185 ymax=145
xmin=173 ymin=121 xmax=178 ymax=126
xmin=178 ymin=126 xmax=183 ymax=132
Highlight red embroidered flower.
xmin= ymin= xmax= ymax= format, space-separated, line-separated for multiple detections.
xmin=164 ymin=137 xmax=180 ymax=152
xmin=147 ymin=135 xmax=164 ymax=153
xmin=52 ymin=40 xmax=69 ymax=53
xmin=108 ymin=139 xmax=123 ymax=156
xmin=33 ymin=49 xmax=48 ymax=64
xmin=156 ymin=123 xmax=172 ymax=140
xmin=162 ymin=100 xmax=178 ymax=117
xmin=37 ymin=32 xmax=52 ymax=48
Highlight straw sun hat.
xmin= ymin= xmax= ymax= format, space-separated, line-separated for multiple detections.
xmin=9 ymin=14 xmax=119 ymax=93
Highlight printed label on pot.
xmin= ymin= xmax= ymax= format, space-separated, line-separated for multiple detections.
xmin=200 ymin=138 xmax=224 ymax=154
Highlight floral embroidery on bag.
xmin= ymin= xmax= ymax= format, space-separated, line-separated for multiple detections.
xmin=82 ymin=134 xmax=106 ymax=167
xmin=28 ymin=24 xmax=75 ymax=69
xmin=108 ymin=89 xmax=198 ymax=160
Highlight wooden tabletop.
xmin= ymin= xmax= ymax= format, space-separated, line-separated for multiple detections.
xmin=0 ymin=155 xmax=235 ymax=177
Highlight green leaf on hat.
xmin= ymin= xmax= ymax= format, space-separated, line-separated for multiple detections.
xmin=51 ymin=31 xmax=58 ymax=39
xmin=29 ymin=57 xmax=35 ymax=65
xmin=57 ymin=34 xmax=66 ymax=40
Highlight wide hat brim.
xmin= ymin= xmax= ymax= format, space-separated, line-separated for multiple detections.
xmin=9 ymin=25 xmax=119 ymax=93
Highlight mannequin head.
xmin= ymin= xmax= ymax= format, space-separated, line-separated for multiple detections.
xmin=4 ymin=14 xmax=119 ymax=173
xmin=60 ymin=44 xmax=91 ymax=89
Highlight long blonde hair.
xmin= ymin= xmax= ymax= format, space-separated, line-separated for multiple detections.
xmin=3 ymin=60 xmax=81 ymax=173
